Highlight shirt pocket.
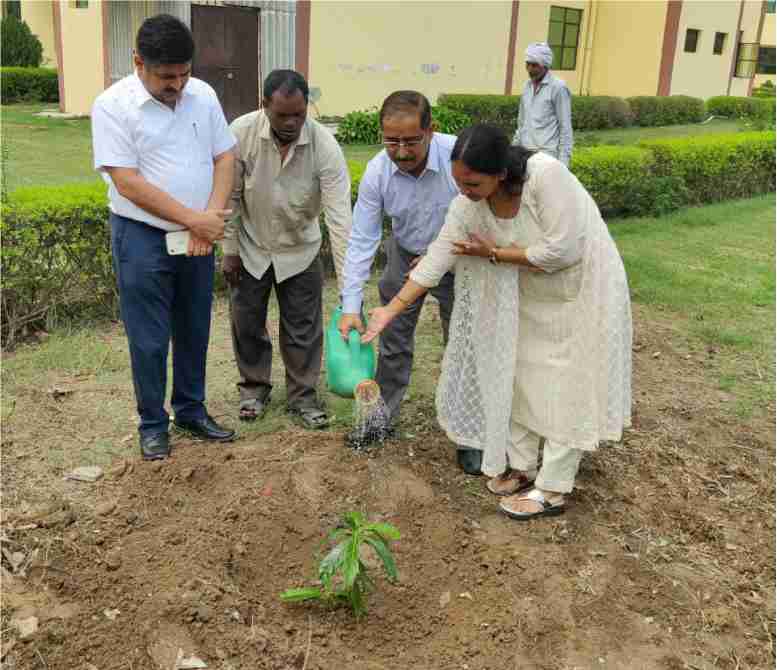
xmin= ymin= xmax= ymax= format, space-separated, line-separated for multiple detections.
xmin=286 ymin=183 xmax=319 ymax=222
xmin=520 ymin=261 xmax=582 ymax=302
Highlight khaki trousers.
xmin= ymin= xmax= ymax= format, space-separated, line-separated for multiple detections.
xmin=506 ymin=421 xmax=585 ymax=494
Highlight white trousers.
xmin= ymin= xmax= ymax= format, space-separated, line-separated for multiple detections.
xmin=506 ymin=421 xmax=585 ymax=493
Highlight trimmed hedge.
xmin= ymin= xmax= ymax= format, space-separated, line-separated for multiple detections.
xmin=706 ymin=95 xmax=775 ymax=119
xmin=1 ymin=182 xmax=114 ymax=346
xmin=336 ymin=105 xmax=470 ymax=144
xmin=2 ymin=162 xmax=368 ymax=345
xmin=436 ymin=94 xmax=518 ymax=135
xmin=1 ymin=67 xmax=58 ymax=103
xmin=639 ymin=132 xmax=776 ymax=206
xmin=572 ymin=95 xmax=633 ymax=130
xmin=4 ymin=132 xmax=774 ymax=344
xmin=627 ymin=95 xmax=705 ymax=126
xmin=570 ymin=146 xmax=686 ymax=217
xmin=438 ymin=93 xmax=705 ymax=135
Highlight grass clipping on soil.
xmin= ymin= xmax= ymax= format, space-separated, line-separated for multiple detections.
xmin=280 ymin=511 xmax=400 ymax=618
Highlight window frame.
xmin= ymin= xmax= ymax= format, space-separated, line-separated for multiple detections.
xmin=713 ymin=32 xmax=727 ymax=55
xmin=757 ymin=46 xmax=776 ymax=74
xmin=735 ymin=42 xmax=760 ymax=77
xmin=547 ymin=6 xmax=583 ymax=71
xmin=684 ymin=28 xmax=701 ymax=53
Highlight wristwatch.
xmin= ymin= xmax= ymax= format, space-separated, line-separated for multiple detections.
xmin=488 ymin=247 xmax=500 ymax=265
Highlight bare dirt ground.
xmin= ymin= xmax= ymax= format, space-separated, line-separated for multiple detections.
xmin=1 ymin=302 xmax=774 ymax=670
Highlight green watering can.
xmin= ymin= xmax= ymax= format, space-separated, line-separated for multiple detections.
xmin=325 ymin=306 xmax=376 ymax=398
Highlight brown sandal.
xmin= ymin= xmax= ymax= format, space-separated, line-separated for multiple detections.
xmin=486 ymin=468 xmax=536 ymax=497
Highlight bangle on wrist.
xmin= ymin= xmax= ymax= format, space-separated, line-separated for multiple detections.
xmin=395 ymin=294 xmax=410 ymax=306
xmin=488 ymin=247 xmax=500 ymax=265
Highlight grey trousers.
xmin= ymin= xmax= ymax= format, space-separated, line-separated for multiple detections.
xmin=229 ymin=256 xmax=323 ymax=409
xmin=376 ymin=236 xmax=455 ymax=422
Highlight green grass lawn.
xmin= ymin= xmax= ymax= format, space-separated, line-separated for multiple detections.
xmin=575 ymin=117 xmax=740 ymax=147
xmin=0 ymin=103 xmax=743 ymax=192
xmin=610 ymin=194 xmax=775 ymax=418
xmin=2 ymin=103 xmax=97 ymax=190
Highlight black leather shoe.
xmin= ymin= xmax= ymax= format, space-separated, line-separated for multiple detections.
xmin=173 ymin=414 xmax=235 ymax=442
xmin=457 ymin=448 xmax=483 ymax=476
xmin=140 ymin=432 xmax=170 ymax=461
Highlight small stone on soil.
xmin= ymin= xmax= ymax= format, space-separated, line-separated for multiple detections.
xmin=65 ymin=466 xmax=104 ymax=482
xmin=104 ymin=552 xmax=122 ymax=571
xmin=12 ymin=615 xmax=38 ymax=640
xmin=96 ymin=501 xmax=117 ymax=516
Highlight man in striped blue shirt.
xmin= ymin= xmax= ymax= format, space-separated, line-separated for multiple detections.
xmin=339 ymin=91 xmax=478 ymax=466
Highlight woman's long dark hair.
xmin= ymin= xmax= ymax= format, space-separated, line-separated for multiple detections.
xmin=451 ymin=124 xmax=534 ymax=195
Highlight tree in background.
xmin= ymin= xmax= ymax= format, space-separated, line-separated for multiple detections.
xmin=1 ymin=16 xmax=43 ymax=68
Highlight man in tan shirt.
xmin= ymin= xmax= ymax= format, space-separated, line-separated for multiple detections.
xmin=223 ymin=70 xmax=352 ymax=428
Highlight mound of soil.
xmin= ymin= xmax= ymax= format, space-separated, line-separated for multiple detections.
xmin=1 ymin=309 xmax=774 ymax=669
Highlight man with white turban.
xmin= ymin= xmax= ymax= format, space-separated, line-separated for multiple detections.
xmin=512 ymin=42 xmax=573 ymax=166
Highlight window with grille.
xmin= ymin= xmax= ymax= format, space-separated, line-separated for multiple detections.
xmin=713 ymin=32 xmax=727 ymax=55
xmin=757 ymin=46 xmax=776 ymax=74
xmin=684 ymin=29 xmax=700 ymax=53
xmin=547 ymin=6 xmax=582 ymax=71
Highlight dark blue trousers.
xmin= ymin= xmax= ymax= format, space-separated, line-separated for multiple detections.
xmin=111 ymin=214 xmax=214 ymax=438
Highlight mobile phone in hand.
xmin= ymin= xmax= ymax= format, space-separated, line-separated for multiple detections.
xmin=165 ymin=230 xmax=190 ymax=255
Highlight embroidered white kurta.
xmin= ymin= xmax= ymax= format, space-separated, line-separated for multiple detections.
xmin=410 ymin=153 xmax=632 ymax=477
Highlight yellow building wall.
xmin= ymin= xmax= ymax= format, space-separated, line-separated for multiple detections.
xmin=511 ymin=0 xmax=589 ymax=94
xmin=731 ymin=0 xmax=764 ymax=96
xmin=587 ymin=0 xmax=666 ymax=98
xmin=670 ymin=0 xmax=740 ymax=98
xmin=307 ymin=0 xmax=513 ymax=117
xmin=57 ymin=0 xmax=105 ymax=115
xmin=21 ymin=0 xmax=56 ymax=68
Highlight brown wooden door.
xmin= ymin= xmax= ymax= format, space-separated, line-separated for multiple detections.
xmin=191 ymin=5 xmax=259 ymax=123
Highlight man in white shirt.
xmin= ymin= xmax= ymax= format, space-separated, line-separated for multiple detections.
xmin=513 ymin=42 xmax=573 ymax=166
xmin=223 ymin=70 xmax=352 ymax=429
xmin=91 ymin=14 xmax=237 ymax=461
xmin=339 ymin=91 xmax=482 ymax=472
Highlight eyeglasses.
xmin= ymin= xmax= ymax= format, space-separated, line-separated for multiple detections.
xmin=382 ymin=135 xmax=427 ymax=149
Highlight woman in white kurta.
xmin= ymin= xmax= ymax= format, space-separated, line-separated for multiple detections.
xmin=362 ymin=124 xmax=631 ymax=520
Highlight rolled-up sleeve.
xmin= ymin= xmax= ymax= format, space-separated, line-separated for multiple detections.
xmin=318 ymin=140 xmax=353 ymax=288
xmin=91 ymin=99 xmax=138 ymax=171
xmin=525 ymin=161 xmax=585 ymax=273
xmin=340 ymin=165 xmax=384 ymax=313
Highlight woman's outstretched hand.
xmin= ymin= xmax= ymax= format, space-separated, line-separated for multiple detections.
xmin=361 ymin=306 xmax=396 ymax=344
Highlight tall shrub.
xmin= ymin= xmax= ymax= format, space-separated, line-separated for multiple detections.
xmin=1 ymin=16 xmax=43 ymax=67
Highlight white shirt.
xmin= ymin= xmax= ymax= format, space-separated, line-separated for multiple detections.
xmin=91 ymin=73 xmax=236 ymax=231
xmin=224 ymin=110 xmax=352 ymax=285
xmin=340 ymin=133 xmax=459 ymax=313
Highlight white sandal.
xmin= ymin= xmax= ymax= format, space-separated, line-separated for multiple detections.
xmin=499 ymin=488 xmax=566 ymax=521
